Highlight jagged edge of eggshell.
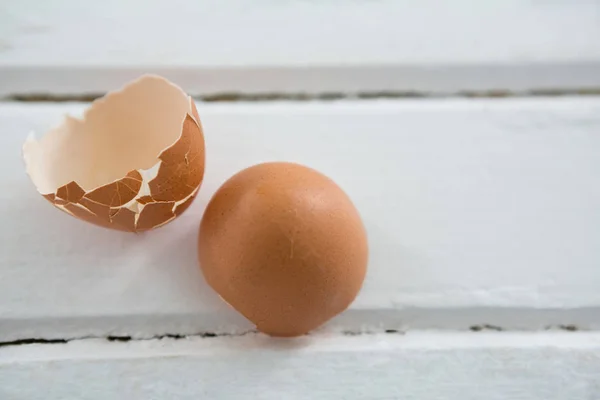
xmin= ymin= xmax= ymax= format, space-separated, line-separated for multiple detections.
xmin=24 ymin=80 xmax=204 ymax=232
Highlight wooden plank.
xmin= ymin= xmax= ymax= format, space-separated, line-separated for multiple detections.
xmin=1 ymin=98 xmax=600 ymax=341
xmin=1 ymin=0 xmax=599 ymax=95
xmin=1 ymin=332 xmax=599 ymax=399
xmin=3 ymin=0 xmax=598 ymax=66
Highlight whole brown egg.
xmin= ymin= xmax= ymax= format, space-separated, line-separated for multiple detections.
xmin=198 ymin=162 xmax=368 ymax=337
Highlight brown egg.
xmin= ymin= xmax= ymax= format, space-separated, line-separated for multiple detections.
xmin=22 ymin=75 xmax=205 ymax=232
xmin=198 ymin=162 xmax=368 ymax=337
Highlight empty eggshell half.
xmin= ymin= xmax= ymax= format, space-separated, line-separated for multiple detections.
xmin=22 ymin=75 xmax=205 ymax=232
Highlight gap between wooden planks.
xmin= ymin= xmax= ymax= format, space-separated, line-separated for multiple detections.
xmin=1 ymin=332 xmax=599 ymax=400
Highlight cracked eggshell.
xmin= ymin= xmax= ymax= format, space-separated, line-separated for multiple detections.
xmin=198 ymin=162 xmax=369 ymax=337
xmin=22 ymin=75 xmax=205 ymax=232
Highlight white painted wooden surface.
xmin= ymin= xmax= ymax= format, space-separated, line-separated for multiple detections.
xmin=3 ymin=1 xmax=600 ymax=396
xmin=2 ymin=332 xmax=600 ymax=400
xmin=1 ymin=0 xmax=599 ymax=95
xmin=3 ymin=0 xmax=599 ymax=66
xmin=2 ymin=98 xmax=599 ymax=341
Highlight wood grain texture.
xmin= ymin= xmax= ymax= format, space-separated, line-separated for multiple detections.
xmin=1 ymin=0 xmax=599 ymax=95
xmin=1 ymin=99 xmax=600 ymax=341
xmin=1 ymin=332 xmax=600 ymax=399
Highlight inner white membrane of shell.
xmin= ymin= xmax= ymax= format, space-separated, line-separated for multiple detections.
xmin=22 ymin=75 xmax=192 ymax=197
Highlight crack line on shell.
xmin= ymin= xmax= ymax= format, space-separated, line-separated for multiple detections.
xmin=108 ymin=188 xmax=121 ymax=208
xmin=133 ymin=200 xmax=176 ymax=230
xmin=120 ymin=178 xmax=140 ymax=193
xmin=125 ymin=175 xmax=143 ymax=184
xmin=153 ymin=215 xmax=176 ymax=229
xmin=136 ymin=195 xmax=154 ymax=204
xmin=80 ymin=196 xmax=108 ymax=207
xmin=56 ymin=184 xmax=71 ymax=201
xmin=79 ymin=202 xmax=103 ymax=219
xmin=108 ymin=208 xmax=120 ymax=219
